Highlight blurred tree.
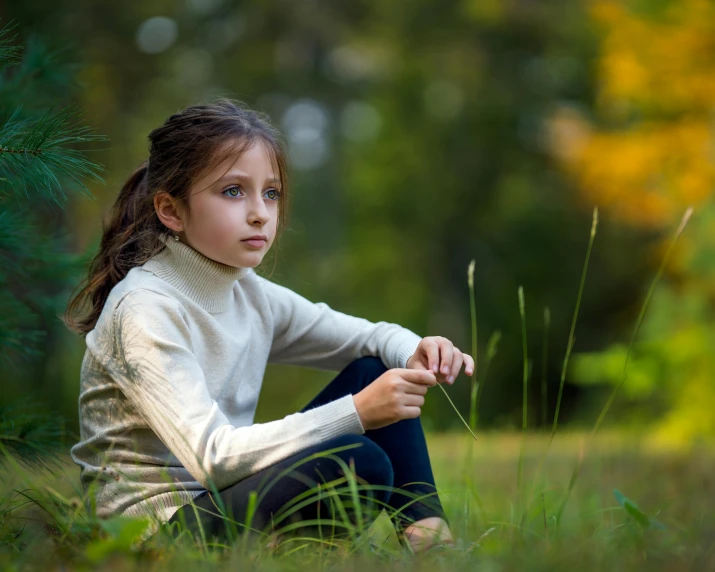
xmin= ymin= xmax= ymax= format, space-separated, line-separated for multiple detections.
xmin=548 ymin=0 xmax=715 ymax=440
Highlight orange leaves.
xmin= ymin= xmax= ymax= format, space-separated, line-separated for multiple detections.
xmin=547 ymin=0 xmax=715 ymax=228
xmin=592 ymin=0 xmax=715 ymax=113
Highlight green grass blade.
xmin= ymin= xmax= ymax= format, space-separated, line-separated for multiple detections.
xmin=541 ymin=307 xmax=551 ymax=427
xmin=524 ymin=207 xmax=598 ymax=523
xmin=516 ymin=286 xmax=528 ymax=529
xmin=552 ymin=207 xmax=598 ymax=436
xmin=474 ymin=330 xmax=501 ymax=427
xmin=468 ymin=259 xmax=478 ymax=432
xmin=555 ymin=207 xmax=693 ymax=526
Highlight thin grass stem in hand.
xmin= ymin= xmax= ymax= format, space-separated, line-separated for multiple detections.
xmin=436 ymin=382 xmax=478 ymax=442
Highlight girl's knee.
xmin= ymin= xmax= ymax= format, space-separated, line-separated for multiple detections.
xmin=346 ymin=356 xmax=388 ymax=379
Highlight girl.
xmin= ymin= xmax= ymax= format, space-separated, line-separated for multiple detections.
xmin=64 ymin=98 xmax=474 ymax=554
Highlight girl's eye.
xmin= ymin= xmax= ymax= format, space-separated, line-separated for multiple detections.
xmin=223 ymin=185 xmax=243 ymax=197
xmin=222 ymin=185 xmax=282 ymax=200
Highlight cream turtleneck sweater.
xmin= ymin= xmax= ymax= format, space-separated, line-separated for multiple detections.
xmin=70 ymin=234 xmax=422 ymax=531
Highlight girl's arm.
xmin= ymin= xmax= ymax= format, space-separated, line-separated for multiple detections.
xmin=98 ymin=289 xmax=365 ymax=491
xmin=257 ymin=276 xmax=423 ymax=371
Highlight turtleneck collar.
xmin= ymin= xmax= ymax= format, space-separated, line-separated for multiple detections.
xmin=142 ymin=233 xmax=251 ymax=313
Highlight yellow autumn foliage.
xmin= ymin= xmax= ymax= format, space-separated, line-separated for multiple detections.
xmin=548 ymin=0 xmax=715 ymax=228
xmin=555 ymin=0 xmax=715 ymax=442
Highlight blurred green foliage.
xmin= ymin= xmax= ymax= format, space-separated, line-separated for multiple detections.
xmin=572 ymin=197 xmax=715 ymax=442
xmin=0 ymin=0 xmax=691 ymax=435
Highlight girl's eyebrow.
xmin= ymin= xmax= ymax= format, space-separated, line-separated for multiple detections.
xmin=216 ymin=172 xmax=281 ymax=185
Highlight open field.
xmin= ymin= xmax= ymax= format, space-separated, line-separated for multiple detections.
xmin=2 ymin=430 xmax=714 ymax=570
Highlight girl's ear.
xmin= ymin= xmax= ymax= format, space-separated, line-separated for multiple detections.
xmin=154 ymin=191 xmax=185 ymax=232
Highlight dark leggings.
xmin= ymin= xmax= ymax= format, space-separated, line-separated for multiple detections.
xmin=166 ymin=356 xmax=449 ymax=543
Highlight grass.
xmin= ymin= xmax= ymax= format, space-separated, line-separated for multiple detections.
xmin=1 ymin=431 xmax=714 ymax=570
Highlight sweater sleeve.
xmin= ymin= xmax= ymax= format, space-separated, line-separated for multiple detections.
xmin=107 ymin=289 xmax=365 ymax=491
xmin=257 ymin=276 xmax=423 ymax=371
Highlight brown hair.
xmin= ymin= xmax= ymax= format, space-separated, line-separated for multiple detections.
xmin=63 ymin=97 xmax=291 ymax=336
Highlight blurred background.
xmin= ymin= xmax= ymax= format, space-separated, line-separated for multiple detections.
xmin=2 ymin=0 xmax=714 ymax=445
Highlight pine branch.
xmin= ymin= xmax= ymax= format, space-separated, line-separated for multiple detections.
xmin=0 ymin=398 xmax=65 ymax=477
xmin=0 ymin=103 xmax=107 ymax=206
xmin=0 ymin=287 xmax=46 ymax=369
xmin=0 ymin=20 xmax=22 ymax=72
xmin=0 ymin=200 xmax=90 ymax=368
xmin=0 ymin=204 xmax=36 ymax=282
xmin=0 ymin=28 xmax=84 ymax=116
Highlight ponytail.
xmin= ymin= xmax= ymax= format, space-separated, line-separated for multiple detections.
xmin=63 ymin=160 xmax=166 ymax=335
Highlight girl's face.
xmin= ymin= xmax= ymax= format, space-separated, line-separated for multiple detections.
xmin=177 ymin=139 xmax=281 ymax=269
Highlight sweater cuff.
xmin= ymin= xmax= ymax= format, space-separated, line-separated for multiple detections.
xmin=395 ymin=334 xmax=422 ymax=369
xmin=310 ymin=394 xmax=365 ymax=440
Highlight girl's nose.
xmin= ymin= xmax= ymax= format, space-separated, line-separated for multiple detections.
xmin=248 ymin=198 xmax=270 ymax=223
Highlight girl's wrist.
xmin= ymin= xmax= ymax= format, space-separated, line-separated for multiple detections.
xmin=352 ymin=393 xmax=368 ymax=431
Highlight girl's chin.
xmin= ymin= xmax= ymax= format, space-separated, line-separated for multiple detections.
xmin=235 ymin=254 xmax=264 ymax=268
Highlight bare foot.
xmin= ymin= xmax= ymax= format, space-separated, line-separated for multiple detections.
xmin=402 ymin=517 xmax=454 ymax=554
xmin=265 ymin=532 xmax=283 ymax=551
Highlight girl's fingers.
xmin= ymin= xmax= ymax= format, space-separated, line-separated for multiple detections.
xmin=404 ymin=381 xmax=429 ymax=396
xmin=464 ymin=353 xmax=475 ymax=376
xmin=438 ymin=337 xmax=453 ymax=377
xmin=401 ymin=368 xmax=437 ymax=386
xmin=403 ymin=406 xmax=422 ymax=419
xmin=425 ymin=339 xmax=440 ymax=374
xmin=403 ymin=394 xmax=425 ymax=408
xmin=447 ymin=349 xmax=463 ymax=384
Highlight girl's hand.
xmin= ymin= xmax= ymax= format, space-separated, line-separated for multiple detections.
xmin=405 ymin=336 xmax=474 ymax=385
xmin=352 ymin=368 xmax=437 ymax=430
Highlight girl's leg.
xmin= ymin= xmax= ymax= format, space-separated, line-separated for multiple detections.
xmin=300 ymin=356 xmax=450 ymax=537
xmin=167 ymin=433 xmax=394 ymax=543
xmin=167 ymin=356 xmax=448 ymax=545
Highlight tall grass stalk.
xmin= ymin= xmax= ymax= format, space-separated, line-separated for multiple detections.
xmin=541 ymin=307 xmax=550 ymax=427
xmin=433 ymin=261 xmax=480 ymax=440
xmin=555 ymin=206 xmax=693 ymax=525
xmin=475 ymin=331 xmax=501 ymax=424
xmin=552 ymin=207 xmax=598 ymax=439
xmin=524 ymin=207 xmax=598 ymax=520
xmin=464 ymin=259 xmax=478 ymax=537
xmin=457 ymin=261 xmax=503 ymax=535
xmin=516 ymin=286 xmax=528 ymax=529
xmin=463 ymin=332 xmax=501 ymax=530
xmin=467 ymin=259 xmax=478 ymax=432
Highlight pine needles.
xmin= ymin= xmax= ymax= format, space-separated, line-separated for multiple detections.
xmin=0 ymin=19 xmax=107 ymax=371
xmin=0 ymin=103 xmax=107 ymax=206
xmin=0 ymin=398 xmax=65 ymax=476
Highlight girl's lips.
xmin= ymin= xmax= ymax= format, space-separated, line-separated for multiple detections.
xmin=242 ymin=239 xmax=266 ymax=248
